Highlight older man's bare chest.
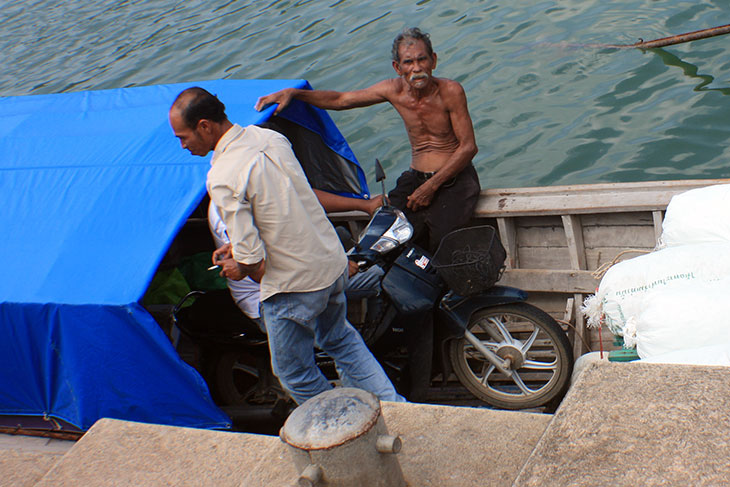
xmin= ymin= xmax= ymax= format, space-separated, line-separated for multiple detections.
xmin=392 ymin=92 xmax=455 ymax=140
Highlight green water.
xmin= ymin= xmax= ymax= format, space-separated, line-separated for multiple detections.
xmin=2 ymin=0 xmax=729 ymax=189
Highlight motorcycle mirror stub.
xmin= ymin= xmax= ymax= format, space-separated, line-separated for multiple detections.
xmin=375 ymin=158 xmax=390 ymax=205
xmin=375 ymin=158 xmax=386 ymax=183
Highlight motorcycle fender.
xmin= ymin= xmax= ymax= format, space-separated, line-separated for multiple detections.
xmin=437 ymin=285 xmax=528 ymax=338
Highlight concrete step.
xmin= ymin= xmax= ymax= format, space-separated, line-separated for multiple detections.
xmin=0 ymin=433 xmax=75 ymax=487
xmin=35 ymin=401 xmax=552 ymax=486
xmin=513 ymin=361 xmax=730 ymax=486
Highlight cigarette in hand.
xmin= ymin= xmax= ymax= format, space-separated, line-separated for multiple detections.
xmin=207 ymin=265 xmax=220 ymax=271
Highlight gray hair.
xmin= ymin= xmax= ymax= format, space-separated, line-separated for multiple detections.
xmin=391 ymin=27 xmax=434 ymax=62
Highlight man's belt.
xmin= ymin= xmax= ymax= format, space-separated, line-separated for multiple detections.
xmin=410 ymin=168 xmax=458 ymax=187
xmin=409 ymin=168 xmax=438 ymax=181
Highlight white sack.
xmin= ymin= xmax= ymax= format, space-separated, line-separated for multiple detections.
xmin=640 ymin=342 xmax=730 ymax=367
xmin=581 ymin=241 xmax=730 ymax=336
xmin=625 ymin=277 xmax=730 ymax=359
xmin=659 ymin=184 xmax=730 ymax=248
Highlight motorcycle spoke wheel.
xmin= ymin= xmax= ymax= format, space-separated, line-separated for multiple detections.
xmin=449 ymin=303 xmax=573 ymax=410
xmin=213 ymin=351 xmax=284 ymax=407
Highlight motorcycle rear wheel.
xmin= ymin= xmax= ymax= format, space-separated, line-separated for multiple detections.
xmin=449 ymin=303 xmax=573 ymax=410
xmin=211 ymin=351 xmax=285 ymax=407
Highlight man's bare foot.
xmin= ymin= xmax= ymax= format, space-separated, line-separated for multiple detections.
xmin=365 ymin=194 xmax=384 ymax=216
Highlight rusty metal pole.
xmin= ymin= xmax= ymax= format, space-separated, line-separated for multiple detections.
xmin=609 ymin=24 xmax=730 ymax=49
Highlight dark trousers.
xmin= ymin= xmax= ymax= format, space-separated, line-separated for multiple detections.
xmin=388 ymin=164 xmax=481 ymax=253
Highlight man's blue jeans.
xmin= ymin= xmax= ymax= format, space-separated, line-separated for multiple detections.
xmin=261 ymin=270 xmax=403 ymax=405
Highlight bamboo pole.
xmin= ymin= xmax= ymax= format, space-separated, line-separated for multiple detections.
xmin=610 ymin=24 xmax=730 ymax=49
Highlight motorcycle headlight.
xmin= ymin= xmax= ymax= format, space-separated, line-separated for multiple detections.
xmin=370 ymin=209 xmax=413 ymax=253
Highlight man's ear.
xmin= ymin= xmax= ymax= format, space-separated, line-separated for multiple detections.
xmin=432 ymin=52 xmax=437 ymax=70
xmin=392 ymin=59 xmax=402 ymax=77
xmin=197 ymin=119 xmax=213 ymax=135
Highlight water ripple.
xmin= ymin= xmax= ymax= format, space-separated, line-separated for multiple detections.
xmin=1 ymin=0 xmax=729 ymax=188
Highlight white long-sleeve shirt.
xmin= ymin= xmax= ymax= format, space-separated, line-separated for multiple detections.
xmin=206 ymin=124 xmax=347 ymax=301
xmin=207 ymin=202 xmax=261 ymax=319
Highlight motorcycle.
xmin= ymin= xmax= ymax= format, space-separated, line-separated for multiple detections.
xmin=172 ymin=162 xmax=574 ymax=424
xmin=342 ymin=161 xmax=574 ymax=409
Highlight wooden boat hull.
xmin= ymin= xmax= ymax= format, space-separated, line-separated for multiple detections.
xmin=474 ymin=179 xmax=730 ymax=357
xmin=333 ymin=178 xmax=730 ymax=359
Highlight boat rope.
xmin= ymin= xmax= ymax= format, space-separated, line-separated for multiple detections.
xmin=591 ymin=249 xmax=650 ymax=280
xmin=556 ymin=319 xmax=593 ymax=353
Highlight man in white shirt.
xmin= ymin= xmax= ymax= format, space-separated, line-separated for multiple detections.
xmin=208 ymin=200 xmax=383 ymax=328
xmin=207 ymin=202 xmax=262 ymax=322
xmin=169 ymin=87 xmax=401 ymax=405
xmin=209 ymin=196 xmax=384 ymax=316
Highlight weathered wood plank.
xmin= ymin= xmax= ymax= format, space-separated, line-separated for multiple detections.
xmin=563 ymin=297 xmax=575 ymax=324
xmin=514 ymin=248 xmax=572 ymax=270
xmin=517 ymin=247 xmax=649 ymax=272
xmin=497 ymin=218 xmax=519 ymax=269
xmin=476 ymin=179 xmax=729 ymax=217
xmin=515 ymin=224 xmax=568 ymax=247
xmin=514 ymin=225 xmax=655 ymax=249
xmin=652 ymin=210 xmax=664 ymax=245
xmin=522 ymin=292 xmax=571 ymax=316
xmin=560 ymin=214 xmax=588 ymax=359
xmin=579 ymin=211 xmax=655 ymax=226
xmin=516 ymin=212 xmax=661 ymax=230
xmin=499 ymin=269 xmax=598 ymax=293
xmin=572 ymin=293 xmax=587 ymax=358
xmin=509 ymin=213 xmax=656 ymax=247
xmin=562 ymin=215 xmax=587 ymax=270
xmin=584 ymin=248 xmax=651 ymax=271
xmin=483 ymin=179 xmax=727 ymax=197
xmin=582 ymin=225 xmax=656 ymax=249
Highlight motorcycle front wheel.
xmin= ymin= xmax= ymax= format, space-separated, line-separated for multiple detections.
xmin=449 ymin=303 xmax=573 ymax=410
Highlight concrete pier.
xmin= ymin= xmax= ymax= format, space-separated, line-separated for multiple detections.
xmin=514 ymin=361 xmax=730 ymax=486
xmin=0 ymin=433 xmax=74 ymax=487
xmin=24 ymin=402 xmax=550 ymax=487
xmin=6 ymin=360 xmax=730 ymax=486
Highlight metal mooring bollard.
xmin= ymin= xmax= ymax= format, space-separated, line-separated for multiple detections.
xmin=279 ymin=387 xmax=406 ymax=487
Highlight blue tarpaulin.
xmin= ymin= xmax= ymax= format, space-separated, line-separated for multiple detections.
xmin=0 ymin=79 xmax=367 ymax=430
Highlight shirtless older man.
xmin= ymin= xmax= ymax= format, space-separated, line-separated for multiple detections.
xmin=255 ymin=27 xmax=480 ymax=252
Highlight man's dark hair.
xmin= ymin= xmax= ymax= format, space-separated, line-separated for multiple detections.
xmin=172 ymin=87 xmax=227 ymax=129
xmin=391 ymin=27 xmax=433 ymax=62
